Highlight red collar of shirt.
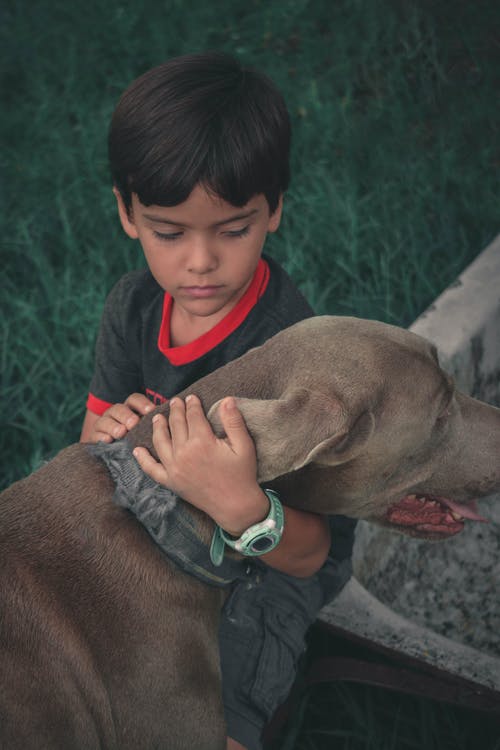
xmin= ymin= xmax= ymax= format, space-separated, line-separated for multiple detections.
xmin=157 ymin=258 xmax=270 ymax=366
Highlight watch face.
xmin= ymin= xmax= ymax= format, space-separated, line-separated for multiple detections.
xmin=250 ymin=535 xmax=275 ymax=553
xmin=228 ymin=495 xmax=284 ymax=557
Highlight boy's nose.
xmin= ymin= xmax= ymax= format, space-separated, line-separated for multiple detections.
xmin=187 ymin=238 xmax=218 ymax=274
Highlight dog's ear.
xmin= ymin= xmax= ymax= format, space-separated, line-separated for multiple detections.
xmin=207 ymin=388 xmax=375 ymax=481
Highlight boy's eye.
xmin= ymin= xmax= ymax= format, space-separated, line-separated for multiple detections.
xmin=153 ymin=230 xmax=183 ymax=242
xmin=153 ymin=225 xmax=250 ymax=241
xmin=223 ymin=225 xmax=250 ymax=238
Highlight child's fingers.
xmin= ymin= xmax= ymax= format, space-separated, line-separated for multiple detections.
xmin=133 ymin=414 xmax=173 ymax=486
xmin=92 ymin=431 xmax=114 ymax=444
xmin=184 ymin=394 xmax=214 ymax=438
xmin=87 ymin=396 xmax=153 ymax=445
xmin=151 ymin=412 xmax=176 ymax=466
xmin=125 ymin=392 xmax=155 ymax=416
xmin=167 ymin=398 xmax=189 ymax=446
xmin=105 ymin=403 xmax=141 ymax=431
xmin=94 ymin=414 xmax=128 ymax=440
xmin=219 ymin=398 xmax=255 ymax=456
xmin=133 ymin=446 xmax=169 ymax=485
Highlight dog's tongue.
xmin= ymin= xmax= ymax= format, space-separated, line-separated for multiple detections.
xmin=437 ymin=497 xmax=488 ymax=522
xmin=387 ymin=495 xmax=488 ymax=535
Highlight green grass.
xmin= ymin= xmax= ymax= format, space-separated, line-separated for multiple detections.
xmin=1 ymin=0 xmax=499 ymax=747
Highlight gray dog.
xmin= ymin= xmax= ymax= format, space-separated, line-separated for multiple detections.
xmin=1 ymin=316 xmax=499 ymax=749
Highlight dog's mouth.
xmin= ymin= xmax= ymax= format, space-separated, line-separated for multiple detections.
xmin=385 ymin=494 xmax=488 ymax=539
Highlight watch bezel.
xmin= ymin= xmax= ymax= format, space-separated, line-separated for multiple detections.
xmin=218 ymin=489 xmax=284 ymax=558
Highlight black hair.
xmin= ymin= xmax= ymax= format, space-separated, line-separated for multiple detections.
xmin=109 ymin=52 xmax=290 ymax=214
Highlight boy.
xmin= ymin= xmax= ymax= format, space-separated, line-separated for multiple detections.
xmin=81 ymin=52 xmax=355 ymax=750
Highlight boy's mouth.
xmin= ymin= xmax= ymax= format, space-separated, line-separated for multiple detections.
xmin=181 ymin=285 xmax=223 ymax=298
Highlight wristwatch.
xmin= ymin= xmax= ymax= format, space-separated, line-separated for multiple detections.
xmin=210 ymin=489 xmax=284 ymax=567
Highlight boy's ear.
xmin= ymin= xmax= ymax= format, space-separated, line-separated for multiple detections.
xmin=113 ymin=187 xmax=139 ymax=240
xmin=267 ymin=194 xmax=283 ymax=233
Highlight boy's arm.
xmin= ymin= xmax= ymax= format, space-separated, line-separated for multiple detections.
xmin=256 ymin=504 xmax=331 ymax=578
xmin=133 ymin=395 xmax=331 ymax=578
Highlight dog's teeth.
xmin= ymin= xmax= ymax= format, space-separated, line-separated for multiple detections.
xmin=451 ymin=511 xmax=464 ymax=521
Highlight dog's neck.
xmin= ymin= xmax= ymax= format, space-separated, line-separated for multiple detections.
xmin=88 ymin=441 xmax=245 ymax=587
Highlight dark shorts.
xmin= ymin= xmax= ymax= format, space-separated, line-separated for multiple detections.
xmin=218 ymin=554 xmax=352 ymax=750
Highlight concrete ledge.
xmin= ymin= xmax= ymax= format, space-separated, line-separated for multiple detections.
xmin=318 ymin=234 xmax=500 ymax=693
xmin=319 ymin=577 xmax=500 ymax=693
xmin=412 ymin=232 xmax=500 ymax=403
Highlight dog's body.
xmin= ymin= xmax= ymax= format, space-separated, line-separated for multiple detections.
xmin=1 ymin=444 xmax=225 ymax=749
xmin=1 ymin=316 xmax=499 ymax=749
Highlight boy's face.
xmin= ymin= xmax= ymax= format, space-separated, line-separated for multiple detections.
xmin=114 ymin=184 xmax=282 ymax=324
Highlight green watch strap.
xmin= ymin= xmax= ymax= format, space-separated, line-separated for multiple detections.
xmin=210 ymin=489 xmax=284 ymax=567
xmin=210 ymin=525 xmax=227 ymax=567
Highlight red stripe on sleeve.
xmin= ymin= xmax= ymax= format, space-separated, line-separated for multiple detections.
xmin=86 ymin=393 xmax=113 ymax=416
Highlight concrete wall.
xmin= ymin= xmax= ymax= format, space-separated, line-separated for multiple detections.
xmin=411 ymin=232 xmax=500 ymax=405
xmin=319 ymin=234 xmax=500 ymax=691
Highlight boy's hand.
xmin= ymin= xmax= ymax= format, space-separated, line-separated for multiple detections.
xmin=86 ymin=393 xmax=154 ymax=443
xmin=133 ymin=395 xmax=269 ymax=536
xmin=134 ymin=394 xmax=332 ymax=577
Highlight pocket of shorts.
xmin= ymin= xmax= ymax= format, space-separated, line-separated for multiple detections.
xmin=249 ymin=605 xmax=306 ymax=717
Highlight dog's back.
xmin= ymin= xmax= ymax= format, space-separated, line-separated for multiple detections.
xmin=0 ymin=444 xmax=226 ymax=749
xmin=3 ymin=315 xmax=500 ymax=748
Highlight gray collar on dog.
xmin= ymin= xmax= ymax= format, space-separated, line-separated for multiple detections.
xmin=88 ymin=441 xmax=245 ymax=587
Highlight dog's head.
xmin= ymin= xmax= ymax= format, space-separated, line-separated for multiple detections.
xmin=206 ymin=317 xmax=500 ymax=541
